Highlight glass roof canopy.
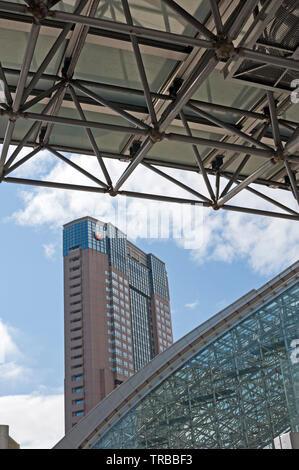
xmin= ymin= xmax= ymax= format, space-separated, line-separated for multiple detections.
xmin=0 ymin=0 xmax=298 ymax=220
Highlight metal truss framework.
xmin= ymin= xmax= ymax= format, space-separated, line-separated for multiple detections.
xmin=0 ymin=0 xmax=298 ymax=220
xmin=89 ymin=280 xmax=299 ymax=449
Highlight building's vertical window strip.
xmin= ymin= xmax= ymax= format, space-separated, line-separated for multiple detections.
xmin=130 ymin=288 xmax=152 ymax=371
xmin=147 ymin=255 xmax=169 ymax=301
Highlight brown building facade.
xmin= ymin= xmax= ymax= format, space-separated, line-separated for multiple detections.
xmin=63 ymin=217 xmax=173 ymax=432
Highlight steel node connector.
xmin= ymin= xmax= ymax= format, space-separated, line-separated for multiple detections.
xmin=214 ymin=40 xmax=235 ymax=59
xmin=150 ymin=129 xmax=164 ymax=143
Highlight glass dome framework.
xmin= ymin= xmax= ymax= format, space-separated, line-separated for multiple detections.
xmin=54 ymin=260 xmax=299 ymax=449
xmin=0 ymin=0 xmax=298 ymax=219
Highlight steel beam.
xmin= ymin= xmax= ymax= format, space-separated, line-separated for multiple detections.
xmin=113 ymin=50 xmax=218 ymax=192
xmin=5 ymin=66 xmax=278 ymax=122
xmin=0 ymin=21 xmax=40 ymax=176
xmin=0 ymin=62 xmax=12 ymax=106
xmin=3 ymin=176 xmax=298 ymax=222
xmin=221 ymin=204 xmax=299 ymax=222
xmin=160 ymin=51 xmax=217 ymax=133
xmin=0 ymin=136 xmax=293 ymax=192
xmin=284 ymin=160 xmax=299 ymax=206
xmin=1 ymin=175 xmax=205 ymax=206
xmin=217 ymin=159 xmax=276 ymax=207
xmin=3 ymin=176 xmax=108 ymax=193
xmin=0 ymin=120 xmax=15 ymax=176
xmin=215 ymin=171 xmax=220 ymax=201
xmin=63 ymin=0 xmax=100 ymax=80
xmin=117 ymin=189 xmax=207 ymax=206
xmin=286 ymin=156 xmax=299 ymax=165
xmin=220 ymin=154 xmax=251 ymax=198
xmin=228 ymin=0 xmax=259 ymax=41
xmin=47 ymin=146 xmax=108 ymax=188
xmin=166 ymin=133 xmax=274 ymax=159
xmin=209 ymin=0 xmax=223 ymax=36
xmin=238 ymin=48 xmax=299 ymax=73
xmin=284 ymin=126 xmax=299 ymax=156
xmin=4 ymin=86 xmax=65 ymax=170
xmin=72 ymin=81 xmax=150 ymax=130
xmin=20 ymin=111 xmax=149 ymax=136
xmin=0 ymin=0 xmax=297 ymax=222
xmin=21 ymin=0 xmax=89 ymax=104
xmin=224 ymin=0 xmax=285 ymax=81
xmin=220 ymin=123 xmax=270 ymax=196
xmin=241 ymin=185 xmax=299 ymax=217
xmin=113 ymin=136 xmax=154 ymax=192
xmin=12 ymin=21 xmax=40 ymax=112
xmin=180 ymin=111 xmax=215 ymax=202
xmin=39 ymin=1 xmax=101 ymax=146
xmin=142 ymin=162 xmax=212 ymax=203
xmin=8 ymin=66 xmax=299 ymax=129
xmin=3 ymin=146 xmax=42 ymax=176
xmin=0 ymin=2 xmax=209 ymax=54
xmin=267 ymin=91 xmax=282 ymax=152
xmin=49 ymin=8 xmax=215 ymax=50
xmin=68 ymin=85 xmax=112 ymax=187
xmin=10 ymin=78 xmax=276 ymax=131
xmin=187 ymin=103 xmax=271 ymax=151
xmin=21 ymin=81 xmax=64 ymax=111
xmin=234 ymin=63 xmax=268 ymax=78
xmin=121 ymin=0 xmax=157 ymax=128
xmin=27 ymin=85 xmax=66 ymax=148
xmin=162 ymin=0 xmax=216 ymax=41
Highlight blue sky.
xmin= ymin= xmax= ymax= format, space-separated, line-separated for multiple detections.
xmin=0 ymin=151 xmax=298 ymax=448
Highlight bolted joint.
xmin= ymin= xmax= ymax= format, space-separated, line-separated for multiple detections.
xmin=214 ymin=40 xmax=235 ymax=59
xmin=212 ymin=203 xmax=220 ymax=210
xmin=26 ymin=1 xmax=49 ymax=21
xmin=7 ymin=110 xmax=19 ymax=122
xmin=150 ymin=128 xmax=164 ymax=143
xmin=273 ymin=150 xmax=284 ymax=162
xmin=109 ymin=189 xmax=118 ymax=197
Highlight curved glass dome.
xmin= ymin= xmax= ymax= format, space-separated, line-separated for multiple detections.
xmin=54 ymin=261 xmax=299 ymax=449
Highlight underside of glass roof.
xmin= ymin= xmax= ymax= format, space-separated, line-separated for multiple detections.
xmin=0 ymin=0 xmax=298 ymax=219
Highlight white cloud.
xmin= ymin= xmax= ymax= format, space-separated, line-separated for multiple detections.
xmin=0 ymin=393 xmax=64 ymax=449
xmin=189 ymin=204 xmax=299 ymax=276
xmin=185 ymin=300 xmax=199 ymax=309
xmin=7 ymin=147 xmax=54 ymax=178
xmin=0 ymin=318 xmax=19 ymax=362
xmin=0 ymin=319 xmax=63 ymax=449
xmin=0 ymin=363 xmax=25 ymax=380
xmin=43 ymin=243 xmax=56 ymax=260
xmin=6 ymin=151 xmax=299 ymax=276
xmin=0 ymin=318 xmax=27 ymax=381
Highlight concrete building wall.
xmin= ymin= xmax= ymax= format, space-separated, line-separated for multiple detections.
xmin=0 ymin=425 xmax=19 ymax=449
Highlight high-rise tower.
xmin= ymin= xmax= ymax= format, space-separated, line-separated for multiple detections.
xmin=63 ymin=217 xmax=173 ymax=432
